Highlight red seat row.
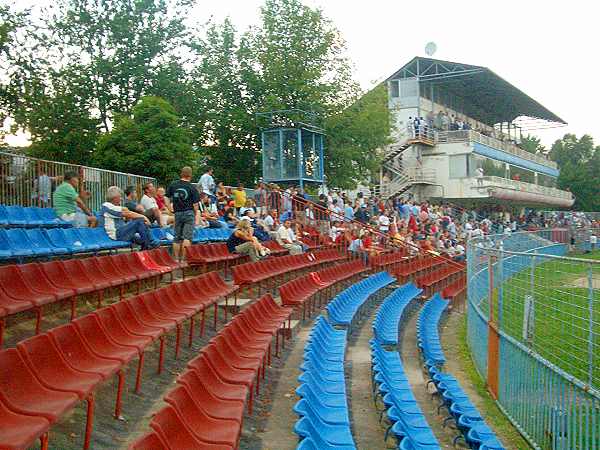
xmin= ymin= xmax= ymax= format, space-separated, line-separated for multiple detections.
xmin=262 ymin=240 xmax=288 ymax=255
xmin=0 ymin=271 xmax=236 ymax=450
xmin=0 ymin=249 xmax=181 ymax=348
xmin=231 ymin=249 xmax=346 ymax=296
xmin=130 ymin=294 xmax=293 ymax=450
xmin=279 ymin=259 xmax=367 ymax=320
xmin=393 ymin=254 xmax=447 ymax=279
xmin=441 ymin=274 xmax=466 ymax=301
xmin=415 ymin=262 xmax=466 ymax=296
xmin=185 ymin=243 xmax=245 ymax=275
xmin=369 ymin=249 xmax=408 ymax=270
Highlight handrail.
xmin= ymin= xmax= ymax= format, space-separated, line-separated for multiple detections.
xmin=479 ymin=176 xmax=573 ymax=200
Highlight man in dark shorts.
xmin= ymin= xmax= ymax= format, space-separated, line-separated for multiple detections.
xmin=166 ymin=166 xmax=200 ymax=261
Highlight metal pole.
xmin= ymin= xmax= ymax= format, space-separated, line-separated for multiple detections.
xmin=498 ymin=248 xmax=503 ymax=328
xmin=587 ymin=264 xmax=594 ymax=387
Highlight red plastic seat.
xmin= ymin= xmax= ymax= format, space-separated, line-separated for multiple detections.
xmin=174 ymin=373 xmax=244 ymax=423
xmin=0 ymin=348 xmax=79 ymax=422
xmin=41 ymin=260 xmax=96 ymax=296
xmin=96 ymin=254 xmax=136 ymax=284
xmin=0 ymin=396 xmax=50 ymax=450
xmin=150 ymin=405 xmax=233 ymax=450
xmin=163 ymin=386 xmax=240 ymax=447
xmin=184 ymin=356 xmax=248 ymax=403
xmin=18 ymin=262 xmax=76 ymax=301
xmin=17 ymin=334 xmax=100 ymax=449
xmin=47 ymin=324 xmax=121 ymax=380
xmin=78 ymin=257 xmax=123 ymax=288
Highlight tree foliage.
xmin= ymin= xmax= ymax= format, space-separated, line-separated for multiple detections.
xmin=2 ymin=0 xmax=391 ymax=189
xmin=94 ymin=96 xmax=195 ymax=184
xmin=550 ymin=134 xmax=600 ymax=211
xmin=520 ymin=135 xmax=545 ymax=154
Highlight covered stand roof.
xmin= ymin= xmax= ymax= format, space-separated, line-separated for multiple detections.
xmin=386 ymin=57 xmax=566 ymax=126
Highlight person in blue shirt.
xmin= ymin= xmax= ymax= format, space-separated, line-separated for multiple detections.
xmin=344 ymin=203 xmax=354 ymax=221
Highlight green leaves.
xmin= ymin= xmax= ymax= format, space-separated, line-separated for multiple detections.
xmin=2 ymin=0 xmax=391 ymax=190
xmin=94 ymin=96 xmax=195 ymax=184
xmin=550 ymin=134 xmax=600 ymax=211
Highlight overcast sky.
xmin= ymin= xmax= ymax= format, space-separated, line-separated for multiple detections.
xmin=6 ymin=0 xmax=599 ymax=148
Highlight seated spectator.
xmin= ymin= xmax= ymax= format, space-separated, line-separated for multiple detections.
xmin=276 ymin=219 xmax=303 ymax=255
xmin=222 ymin=203 xmax=238 ymax=226
xmin=140 ymin=182 xmax=164 ymax=225
xmin=238 ymin=199 xmax=256 ymax=217
xmin=155 ymin=186 xmax=175 ymax=226
xmin=216 ymin=182 xmax=229 ymax=211
xmin=124 ymin=186 xmax=145 ymax=214
xmin=261 ymin=209 xmax=278 ymax=232
xmin=101 ymin=186 xmax=159 ymax=249
xmin=53 ymin=170 xmax=97 ymax=227
xmin=378 ymin=211 xmax=390 ymax=234
xmin=454 ymin=242 xmax=466 ymax=261
xmin=199 ymin=193 xmax=227 ymax=228
xmin=226 ymin=219 xmax=268 ymax=262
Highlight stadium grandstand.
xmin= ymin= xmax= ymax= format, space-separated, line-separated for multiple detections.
xmin=0 ymin=63 xmax=597 ymax=450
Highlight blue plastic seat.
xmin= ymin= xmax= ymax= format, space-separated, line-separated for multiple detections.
xmin=35 ymin=207 xmax=71 ymax=228
xmin=0 ymin=230 xmax=13 ymax=259
xmin=294 ymin=407 xmax=355 ymax=447
xmin=61 ymin=228 xmax=100 ymax=252
xmin=0 ymin=205 xmax=8 ymax=226
xmin=27 ymin=229 xmax=69 ymax=255
xmin=294 ymin=417 xmax=356 ymax=450
xmin=5 ymin=206 xmax=27 ymax=227
xmin=75 ymin=228 xmax=129 ymax=250
xmin=21 ymin=207 xmax=45 ymax=227
xmin=1 ymin=228 xmax=36 ymax=257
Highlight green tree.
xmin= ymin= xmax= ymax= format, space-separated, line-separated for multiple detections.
xmin=325 ymin=84 xmax=392 ymax=188
xmin=550 ymin=134 xmax=600 ymax=211
xmin=520 ymin=135 xmax=545 ymax=154
xmin=94 ymin=96 xmax=195 ymax=183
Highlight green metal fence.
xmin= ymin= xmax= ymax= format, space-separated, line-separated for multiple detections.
xmin=467 ymin=230 xmax=600 ymax=449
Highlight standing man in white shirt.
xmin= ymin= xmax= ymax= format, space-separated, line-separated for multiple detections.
xmin=378 ymin=211 xmax=391 ymax=234
xmin=198 ymin=167 xmax=216 ymax=201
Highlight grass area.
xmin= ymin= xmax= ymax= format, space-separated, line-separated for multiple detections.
xmin=479 ymin=250 xmax=600 ymax=389
xmin=456 ymin=314 xmax=531 ymax=450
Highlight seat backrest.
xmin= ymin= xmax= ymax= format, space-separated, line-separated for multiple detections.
xmin=5 ymin=228 xmax=31 ymax=249
xmin=0 ymin=348 xmax=48 ymax=402
xmin=150 ymin=406 xmax=201 ymax=449
xmin=6 ymin=205 xmax=26 ymax=222
xmin=16 ymin=334 xmax=69 ymax=379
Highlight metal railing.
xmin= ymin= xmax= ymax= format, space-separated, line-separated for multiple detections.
xmin=0 ymin=151 xmax=156 ymax=211
xmin=437 ymin=130 xmax=558 ymax=169
xmin=467 ymin=230 xmax=600 ymax=449
xmin=478 ymin=176 xmax=574 ymax=201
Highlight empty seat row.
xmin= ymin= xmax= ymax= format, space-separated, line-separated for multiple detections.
xmin=130 ymin=294 xmax=292 ymax=450
xmin=0 ymin=270 xmax=236 ymax=450
xmin=393 ymin=255 xmax=447 ymax=280
xmin=418 ymin=297 xmax=505 ymax=449
xmin=294 ymin=316 xmax=356 ymax=450
xmin=326 ymin=272 xmax=396 ymax=327
xmin=414 ymin=262 xmax=465 ymax=296
xmin=428 ymin=368 xmax=505 ymax=450
xmin=0 ymin=227 xmax=130 ymax=261
xmin=280 ymin=259 xmax=367 ymax=320
xmin=372 ymin=283 xmax=423 ymax=346
xmin=0 ymin=248 xmax=179 ymax=347
xmin=371 ymin=339 xmax=441 ymax=450
xmin=369 ymin=250 xmax=408 ymax=270
xmin=441 ymin=274 xmax=466 ymax=301
xmin=150 ymin=227 xmax=233 ymax=245
xmin=232 ymin=249 xmax=346 ymax=293
xmin=416 ymin=294 xmax=449 ymax=368
xmin=0 ymin=205 xmax=71 ymax=228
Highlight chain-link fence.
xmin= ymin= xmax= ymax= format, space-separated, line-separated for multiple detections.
xmin=0 ymin=151 xmax=156 ymax=211
xmin=467 ymin=230 xmax=600 ymax=449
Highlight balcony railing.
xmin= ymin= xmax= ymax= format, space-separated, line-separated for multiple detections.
xmin=478 ymin=175 xmax=573 ymax=200
xmin=436 ymin=130 xmax=558 ymax=170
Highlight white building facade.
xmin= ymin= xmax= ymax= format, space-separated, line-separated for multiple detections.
xmin=380 ymin=57 xmax=574 ymax=209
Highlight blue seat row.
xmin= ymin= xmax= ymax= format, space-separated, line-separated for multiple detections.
xmin=0 ymin=227 xmax=130 ymax=261
xmin=327 ymin=271 xmax=395 ymax=326
xmin=294 ymin=316 xmax=356 ymax=449
xmin=373 ymin=283 xmax=422 ymax=346
xmin=150 ymin=226 xmax=233 ymax=245
xmin=370 ymin=339 xmax=441 ymax=449
xmin=417 ymin=294 xmax=505 ymax=449
xmin=0 ymin=205 xmax=72 ymax=228
xmin=416 ymin=294 xmax=448 ymax=368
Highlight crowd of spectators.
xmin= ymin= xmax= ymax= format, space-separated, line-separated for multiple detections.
xmin=49 ymin=165 xmax=599 ymax=262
